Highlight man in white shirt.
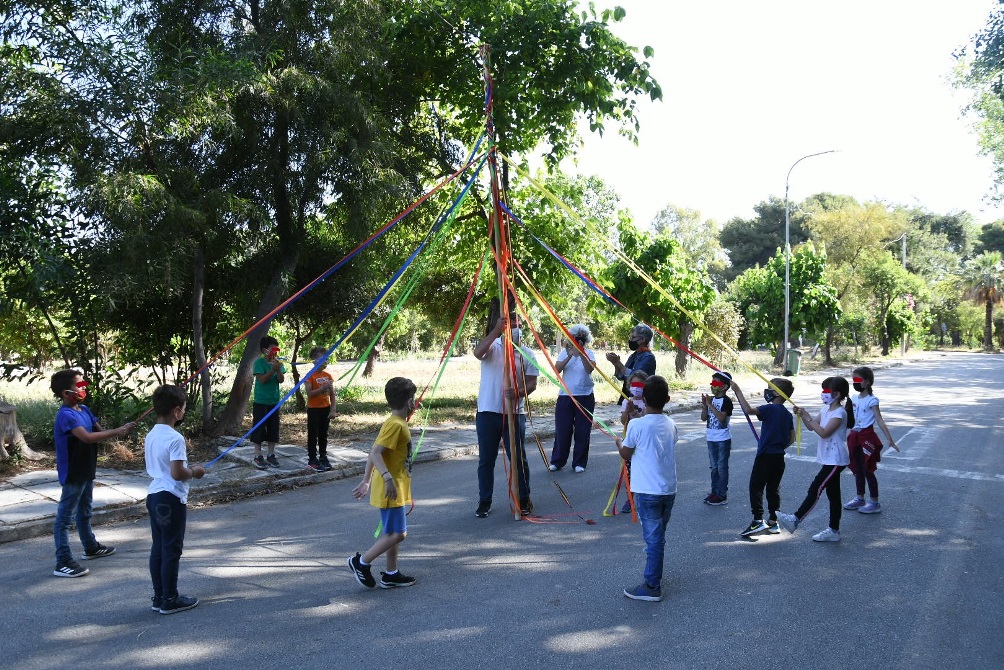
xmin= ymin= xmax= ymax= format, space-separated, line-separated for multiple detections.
xmin=473 ymin=312 xmax=539 ymax=518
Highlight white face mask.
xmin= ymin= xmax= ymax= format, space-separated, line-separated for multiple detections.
xmin=820 ymin=392 xmax=834 ymax=405
xmin=510 ymin=327 xmax=521 ymax=342
xmin=629 ymin=384 xmax=644 ymax=398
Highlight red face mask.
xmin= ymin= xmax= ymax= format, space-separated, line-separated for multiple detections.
xmin=69 ymin=380 xmax=88 ymax=401
xmin=267 ymin=346 xmax=280 ymax=358
xmin=710 ymin=380 xmax=726 ymax=389
xmin=852 ymin=377 xmax=864 ymax=384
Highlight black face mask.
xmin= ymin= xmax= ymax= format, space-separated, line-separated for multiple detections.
xmin=764 ymin=389 xmax=777 ymax=403
xmin=627 ymin=340 xmax=639 ymax=351
xmin=852 ymin=382 xmax=863 ymax=392
xmin=174 ymin=412 xmax=186 ymax=428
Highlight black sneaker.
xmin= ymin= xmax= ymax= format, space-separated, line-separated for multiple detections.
xmin=620 ymin=501 xmax=632 ymax=514
xmin=253 ymin=455 xmax=267 ymax=470
xmin=347 ymin=552 xmax=375 ymax=588
xmin=266 ymin=454 xmax=281 ymax=468
xmin=474 ymin=501 xmax=491 ymax=518
xmin=379 ymin=571 xmax=417 ymax=588
xmin=151 ymin=596 xmax=162 ymax=612
xmin=159 ymin=594 xmax=199 ymax=615
xmin=741 ymin=519 xmax=769 ymax=537
xmin=82 ymin=543 xmax=115 ymax=560
xmin=765 ymin=520 xmax=781 ymax=535
xmin=53 ymin=561 xmax=89 ymax=578
xmin=519 ymin=499 xmax=534 ymax=516
xmin=307 ymin=458 xmax=321 ymax=472
xmin=318 ymin=456 xmax=332 ymax=472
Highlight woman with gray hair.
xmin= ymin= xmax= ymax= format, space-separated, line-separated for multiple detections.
xmin=549 ymin=324 xmax=597 ymax=473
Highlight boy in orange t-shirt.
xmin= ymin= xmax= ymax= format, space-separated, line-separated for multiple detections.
xmin=304 ymin=346 xmax=337 ymax=472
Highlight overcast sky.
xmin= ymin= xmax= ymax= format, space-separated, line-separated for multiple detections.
xmin=565 ymin=0 xmax=1004 ymax=226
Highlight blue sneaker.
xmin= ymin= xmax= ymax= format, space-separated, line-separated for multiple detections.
xmin=623 ymin=583 xmax=662 ymax=602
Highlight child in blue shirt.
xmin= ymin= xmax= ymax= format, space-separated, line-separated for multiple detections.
xmin=50 ymin=369 xmax=135 ymax=578
xmin=730 ymin=378 xmax=795 ymax=537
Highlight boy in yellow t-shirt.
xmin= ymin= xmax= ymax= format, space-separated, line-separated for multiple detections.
xmin=348 ymin=377 xmax=417 ymax=589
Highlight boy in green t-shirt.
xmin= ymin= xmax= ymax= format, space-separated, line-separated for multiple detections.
xmin=348 ymin=377 xmax=417 ymax=589
xmin=250 ymin=335 xmax=286 ymax=470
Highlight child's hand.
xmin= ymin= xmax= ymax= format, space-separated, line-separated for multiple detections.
xmin=118 ymin=422 xmax=136 ymax=436
xmin=383 ymin=478 xmax=398 ymax=500
xmin=888 ymin=439 xmax=900 ymax=452
xmin=328 ymin=409 xmax=337 ymax=420
xmin=352 ymin=480 xmax=370 ymax=500
xmin=191 ymin=465 xmax=206 ymax=479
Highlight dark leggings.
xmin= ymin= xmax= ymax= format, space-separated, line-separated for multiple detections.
xmin=306 ymin=406 xmax=330 ymax=460
xmin=849 ymin=446 xmax=879 ymax=498
xmin=748 ymin=453 xmax=785 ymax=521
xmin=795 ymin=465 xmax=846 ymax=531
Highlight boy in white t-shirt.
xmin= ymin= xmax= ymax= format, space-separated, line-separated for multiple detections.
xmin=145 ymin=385 xmax=205 ymax=614
xmin=615 ymin=375 xmax=679 ymax=602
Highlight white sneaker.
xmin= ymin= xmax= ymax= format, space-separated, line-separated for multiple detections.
xmin=859 ymin=501 xmax=882 ymax=514
xmin=548 ymin=464 xmax=559 ymax=472
xmin=574 ymin=466 xmax=585 ymax=473
xmin=812 ymin=527 xmax=840 ymax=542
xmin=843 ymin=496 xmax=865 ymax=510
xmin=776 ymin=512 xmax=799 ymax=534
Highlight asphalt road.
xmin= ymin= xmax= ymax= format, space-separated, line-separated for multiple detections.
xmin=2 ymin=352 xmax=1002 ymax=669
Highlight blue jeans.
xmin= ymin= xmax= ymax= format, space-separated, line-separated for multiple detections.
xmin=707 ymin=439 xmax=732 ymax=498
xmin=635 ymin=492 xmax=676 ymax=587
xmin=148 ymin=491 xmax=187 ymax=600
xmin=54 ymin=480 xmax=97 ymax=564
xmin=476 ymin=411 xmax=530 ymax=504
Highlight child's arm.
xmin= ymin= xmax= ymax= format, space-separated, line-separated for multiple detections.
xmin=729 ymin=382 xmax=759 ymax=418
xmin=796 ymin=407 xmax=843 ymax=438
xmin=70 ymin=422 xmax=135 ymax=444
xmin=327 ymin=387 xmax=337 ymax=418
xmin=871 ymin=404 xmax=898 ymax=451
xmin=353 ymin=444 xmax=396 ymax=500
xmin=169 ymin=460 xmax=205 ymax=482
xmin=614 ymin=436 xmax=635 ymax=462
xmin=700 ymin=395 xmax=710 ymax=422
xmin=706 ymin=397 xmax=730 ymax=425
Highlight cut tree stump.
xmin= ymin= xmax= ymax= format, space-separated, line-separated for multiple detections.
xmin=0 ymin=401 xmax=46 ymax=461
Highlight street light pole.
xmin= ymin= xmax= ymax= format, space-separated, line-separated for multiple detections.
xmin=783 ymin=150 xmax=837 ymax=371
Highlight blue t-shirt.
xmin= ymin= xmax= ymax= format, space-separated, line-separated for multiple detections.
xmin=755 ymin=403 xmax=794 ymax=455
xmin=54 ymin=405 xmax=99 ymax=484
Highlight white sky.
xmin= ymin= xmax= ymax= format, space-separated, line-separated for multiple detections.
xmin=566 ymin=0 xmax=1004 ymax=226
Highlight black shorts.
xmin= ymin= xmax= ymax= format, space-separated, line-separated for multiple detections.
xmin=250 ymin=403 xmax=281 ymax=444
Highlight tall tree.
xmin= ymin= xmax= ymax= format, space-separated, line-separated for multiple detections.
xmin=960 ymin=251 xmax=1004 ymax=350
xmin=606 ymin=224 xmax=715 ymax=377
xmin=651 ymin=204 xmax=728 ymax=287
xmin=727 ymin=243 xmax=841 ymax=364
xmin=719 ymin=196 xmax=809 ymax=282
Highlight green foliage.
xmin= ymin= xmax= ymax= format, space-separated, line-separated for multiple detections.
xmin=976 ymin=220 xmax=1004 ymax=255
xmin=719 ymin=197 xmax=809 ymax=282
xmin=691 ymin=298 xmax=744 ymax=371
xmin=651 ymin=204 xmax=729 ymax=288
xmin=606 ymin=223 xmax=715 ymax=339
xmin=727 ymin=243 xmax=841 ymax=354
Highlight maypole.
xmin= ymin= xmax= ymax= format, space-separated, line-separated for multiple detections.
xmin=481 ymin=44 xmax=523 ymax=520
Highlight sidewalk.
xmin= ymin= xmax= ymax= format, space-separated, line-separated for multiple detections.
xmin=0 ymin=396 xmax=701 ymax=545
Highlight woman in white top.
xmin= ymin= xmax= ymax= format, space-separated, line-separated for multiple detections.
xmin=776 ymin=377 xmax=854 ymax=542
xmin=549 ymin=324 xmax=597 ymax=473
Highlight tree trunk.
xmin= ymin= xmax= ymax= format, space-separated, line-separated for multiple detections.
xmin=214 ymin=252 xmax=299 ymax=436
xmin=191 ymin=248 xmax=213 ymax=430
xmin=362 ymin=333 xmax=385 ymax=378
xmin=0 ymin=402 xmax=45 ymax=461
xmin=674 ymin=320 xmax=693 ymax=377
xmin=824 ymin=326 xmax=836 ymax=367
xmin=985 ymin=298 xmax=994 ymax=351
